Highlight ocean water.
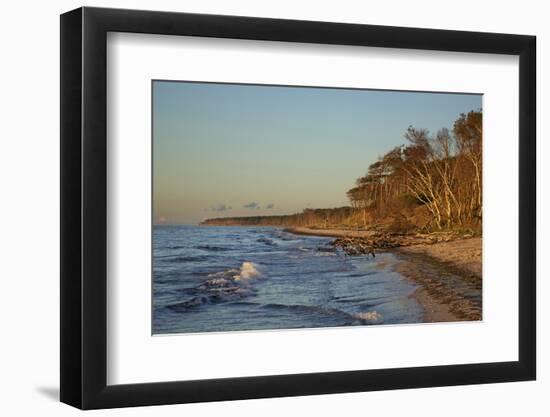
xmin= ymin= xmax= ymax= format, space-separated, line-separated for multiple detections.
xmin=153 ymin=225 xmax=424 ymax=334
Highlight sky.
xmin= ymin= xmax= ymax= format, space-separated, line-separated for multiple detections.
xmin=153 ymin=81 xmax=481 ymax=225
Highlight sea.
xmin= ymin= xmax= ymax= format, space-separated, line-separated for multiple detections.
xmin=153 ymin=225 xmax=424 ymax=334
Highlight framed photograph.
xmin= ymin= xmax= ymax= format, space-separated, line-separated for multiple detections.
xmin=60 ymin=6 xmax=536 ymax=409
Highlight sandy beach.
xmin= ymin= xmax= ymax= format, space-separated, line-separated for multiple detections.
xmin=398 ymin=238 xmax=482 ymax=278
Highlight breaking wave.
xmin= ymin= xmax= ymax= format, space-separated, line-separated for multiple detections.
xmin=262 ymin=303 xmax=384 ymax=325
xmin=165 ymin=262 xmax=262 ymax=312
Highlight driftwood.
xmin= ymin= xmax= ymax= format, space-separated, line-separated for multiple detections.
xmin=331 ymin=231 xmax=467 ymax=256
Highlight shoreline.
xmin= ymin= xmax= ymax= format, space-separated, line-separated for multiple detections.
xmin=285 ymin=226 xmax=482 ymax=322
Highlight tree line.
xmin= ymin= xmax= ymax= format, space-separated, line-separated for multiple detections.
xmin=347 ymin=110 xmax=482 ymax=230
xmin=201 ymin=207 xmax=354 ymax=227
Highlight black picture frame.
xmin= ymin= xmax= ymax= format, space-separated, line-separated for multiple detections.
xmin=60 ymin=6 xmax=536 ymax=410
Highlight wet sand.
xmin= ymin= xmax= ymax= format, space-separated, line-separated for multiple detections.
xmin=396 ymin=238 xmax=482 ymax=322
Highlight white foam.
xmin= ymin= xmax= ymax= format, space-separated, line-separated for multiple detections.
xmin=233 ymin=262 xmax=261 ymax=281
xmin=353 ymin=311 xmax=382 ymax=322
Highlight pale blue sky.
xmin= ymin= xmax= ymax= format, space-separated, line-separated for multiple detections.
xmin=153 ymin=81 xmax=481 ymax=224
